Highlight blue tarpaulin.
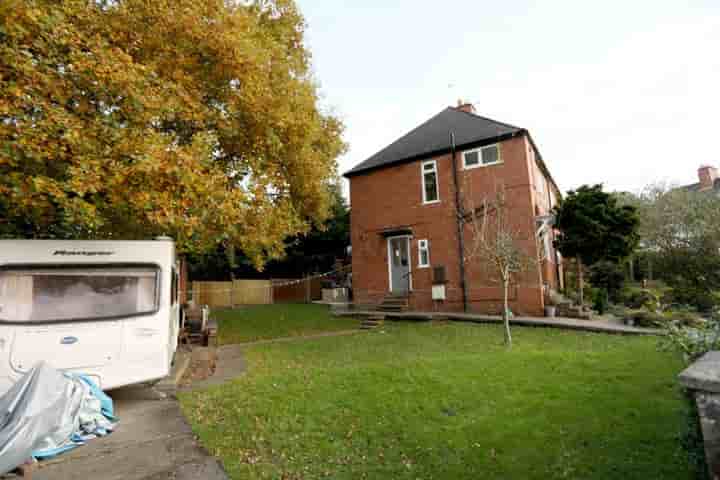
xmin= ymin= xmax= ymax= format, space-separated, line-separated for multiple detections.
xmin=0 ymin=362 xmax=117 ymax=473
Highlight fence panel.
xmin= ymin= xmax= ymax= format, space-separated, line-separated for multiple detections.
xmin=192 ymin=279 xmax=273 ymax=307
xmin=232 ymin=279 xmax=272 ymax=305
xmin=310 ymin=277 xmax=322 ymax=301
xmin=192 ymin=281 xmax=232 ymax=308
xmin=272 ymin=278 xmax=323 ymax=303
xmin=272 ymin=279 xmax=304 ymax=303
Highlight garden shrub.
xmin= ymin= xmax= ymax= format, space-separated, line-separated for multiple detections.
xmin=665 ymin=309 xmax=705 ymax=328
xmin=592 ymin=288 xmax=609 ymax=314
xmin=633 ymin=310 xmax=666 ymax=328
xmin=608 ymin=303 xmax=629 ymax=318
xmin=621 ymin=287 xmax=661 ymax=311
xmin=616 ymin=308 xmax=665 ymax=327
xmin=662 ymin=286 xmax=719 ymax=313
xmin=660 ymin=319 xmax=720 ymax=363
xmin=589 ymin=261 xmax=626 ymax=302
xmin=620 ymin=287 xmax=641 ymax=308
xmin=613 ymin=303 xmax=704 ymax=328
xmin=615 ymin=308 xmax=667 ymax=328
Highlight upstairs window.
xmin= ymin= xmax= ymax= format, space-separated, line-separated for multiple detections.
xmin=418 ymin=239 xmax=430 ymax=268
xmin=422 ymin=160 xmax=439 ymax=204
xmin=463 ymin=144 xmax=501 ymax=169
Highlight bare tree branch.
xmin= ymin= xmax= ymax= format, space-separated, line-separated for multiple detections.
xmin=462 ymin=185 xmax=538 ymax=347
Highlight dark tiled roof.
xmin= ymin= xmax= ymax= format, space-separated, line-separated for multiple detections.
xmin=344 ymin=107 xmax=523 ymax=177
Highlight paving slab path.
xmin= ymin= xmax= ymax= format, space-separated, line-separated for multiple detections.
xmin=333 ymin=310 xmax=664 ymax=335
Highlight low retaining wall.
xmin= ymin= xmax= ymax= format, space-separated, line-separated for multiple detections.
xmin=679 ymin=351 xmax=720 ymax=478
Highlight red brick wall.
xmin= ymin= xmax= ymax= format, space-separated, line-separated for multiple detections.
xmin=349 ymin=133 xmax=560 ymax=316
xmin=525 ymin=138 xmax=564 ymax=293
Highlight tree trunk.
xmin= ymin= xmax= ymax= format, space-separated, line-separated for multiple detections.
xmin=502 ymin=277 xmax=512 ymax=348
xmin=577 ymin=256 xmax=584 ymax=306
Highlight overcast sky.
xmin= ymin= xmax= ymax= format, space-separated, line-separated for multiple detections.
xmin=296 ymin=0 xmax=720 ymax=197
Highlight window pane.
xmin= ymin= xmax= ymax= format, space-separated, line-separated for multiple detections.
xmin=482 ymin=145 xmax=499 ymax=164
xmin=0 ymin=266 xmax=159 ymax=322
xmin=393 ymin=248 xmax=401 ymax=267
xmin=424 ymin=172 xmax=438 ymax=202
xmin=418 ymin=240 xmax=429 ymax=266
xmin=423 ymin=162 xmax=435 ymax=172
xmin=465 ymin=151 xmax=479 ymax=166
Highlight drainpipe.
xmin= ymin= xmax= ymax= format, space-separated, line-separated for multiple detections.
xmin=450 ymin=132 xmax=469 ymax=312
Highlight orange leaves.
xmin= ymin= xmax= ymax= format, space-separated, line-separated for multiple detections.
xmin=1 ymin=0 xmax=345 ymax=262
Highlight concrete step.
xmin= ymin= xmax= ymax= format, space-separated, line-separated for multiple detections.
xmin=360 ymin=315 xmax=385 ymax=330
xmin=379 ymin=304 xmax=407 ymax=310
xmin=381 ymin=297 xmax=409 ymax=304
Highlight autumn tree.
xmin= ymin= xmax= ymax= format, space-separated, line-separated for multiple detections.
xmin=553 ymin=185 xmax=640 ymax=306
xmin=637 ymin=184 xmax=720 ymax=311
xmin=188 ymin=179 xmax=350 ymax=279
xmin=0 ymin=0 xmax=345 ymax=267
xmin=270 ymin=179 xmax=350 ymax=275
xmin=465 ymin=189 xmax=535 ymax=348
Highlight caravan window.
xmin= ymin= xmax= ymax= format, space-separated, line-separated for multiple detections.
xmin=0 ymin=265 xmax=159 ymax=323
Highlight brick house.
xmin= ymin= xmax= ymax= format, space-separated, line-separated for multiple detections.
xmin=344 ymin=103 xmax=563 ymax=316
xmin=681 ymin=165 xmax=720 ymax=195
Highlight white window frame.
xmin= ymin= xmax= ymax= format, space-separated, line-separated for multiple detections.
xmin=417 ymin=239 xmax=430 ymax=268
xmin=462 ymin=143 xmax=502 ymax=170
xmin=421 ymin=160 xmax=440 ymax=204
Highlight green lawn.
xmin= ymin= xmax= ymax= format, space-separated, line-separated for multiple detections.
xmin=181 ymin=315 xmax=694 ymax=479
xmin=214 ymin=304 xmax=359 ymax=344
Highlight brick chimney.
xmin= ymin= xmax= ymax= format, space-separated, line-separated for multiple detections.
xmin=455 ymin=99 xmax=476 ymax=114
xmin=698 ymin=165 xmax=719 ymax=190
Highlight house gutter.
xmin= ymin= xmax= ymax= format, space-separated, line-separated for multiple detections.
xmin=450 ymin=132 xmax=469 ymax=312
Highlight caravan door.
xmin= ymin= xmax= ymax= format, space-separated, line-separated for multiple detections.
xmin=0 ymin=265 xmax=159 ymax=373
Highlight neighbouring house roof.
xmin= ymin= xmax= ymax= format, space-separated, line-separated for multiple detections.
xmin=681 ymin=180 xmax=720 ymax=194
xmin=343 ymin=106 xmax=561 ymax=197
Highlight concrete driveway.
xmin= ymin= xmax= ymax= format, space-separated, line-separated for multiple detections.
xmin=32 ymin=385 xmax=227 ymax=480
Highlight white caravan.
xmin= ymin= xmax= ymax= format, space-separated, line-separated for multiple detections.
xmin=0 ymin=239 xmax=181 ymax=395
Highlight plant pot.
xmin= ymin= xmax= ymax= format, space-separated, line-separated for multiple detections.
xmin=545 ymin=306 xmax=557 ymax=318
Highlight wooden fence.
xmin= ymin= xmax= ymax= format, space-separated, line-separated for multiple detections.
xmin=272 ymin=278 xmax=323 ymax=304
xmin=191 ymin=279 xmax=272 ymax=308
xmin=190 ymin=277 xmax=323 ymax=308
